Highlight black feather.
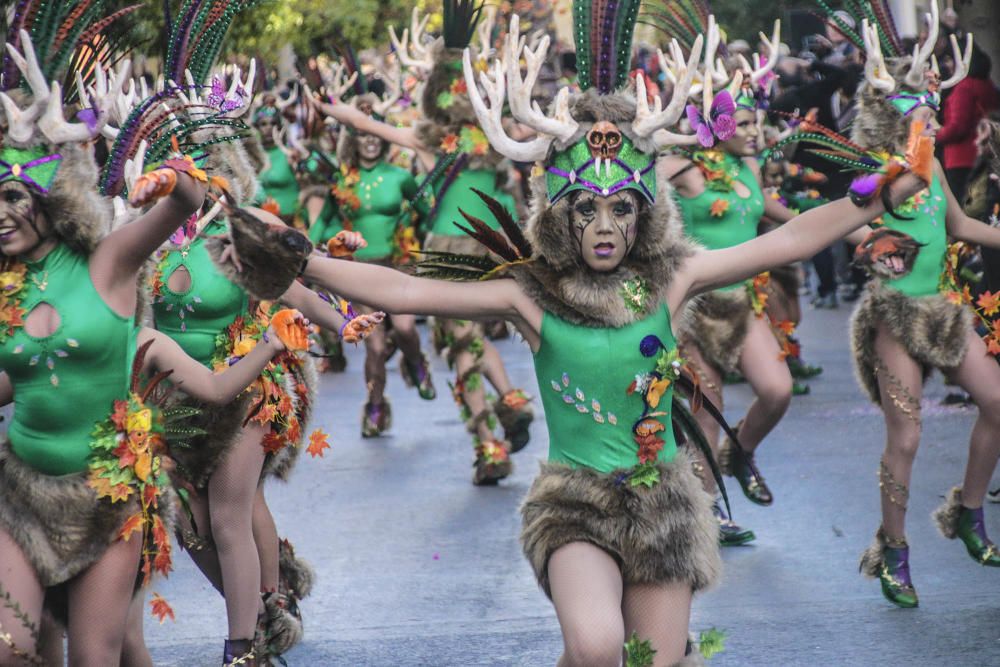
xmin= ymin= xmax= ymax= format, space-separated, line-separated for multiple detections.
xmin=455 ymin=212 xmax=521 ymax=263
xmin=443 ymin=0 xmax=485 ymax=49
xmin=470 ymin=187 xmax=532 ymax=258
xmin=671 ymin=395 xmax=732 ymax=518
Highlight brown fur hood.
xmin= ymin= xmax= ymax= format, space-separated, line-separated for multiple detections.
xmin=509 ymin=154 xmax=695 ymax=329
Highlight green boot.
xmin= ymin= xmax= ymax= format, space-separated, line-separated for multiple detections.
xmin=933 ymin=486 xmax=1000 ymax=566
xmin=860 ymin=528 xmax=918 ymax=608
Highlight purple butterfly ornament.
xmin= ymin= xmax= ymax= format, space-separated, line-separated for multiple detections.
xmin=686 ymin=90 xmax=737 ymax=148
xmin=206 ymin=76 xmax=245 ymax=113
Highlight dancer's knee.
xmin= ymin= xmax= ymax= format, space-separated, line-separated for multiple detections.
xmin=561 ymin=625 xmax=624 ymax=667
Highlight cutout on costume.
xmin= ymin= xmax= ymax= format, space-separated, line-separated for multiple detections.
xmin=23 ymin=302 xmax=60 ymax=339
xmin=166 ymin=264 xmax=193 ymax=294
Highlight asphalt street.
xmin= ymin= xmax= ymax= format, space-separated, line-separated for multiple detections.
xmin=145 ymin=305 xmax=1000 ymax=666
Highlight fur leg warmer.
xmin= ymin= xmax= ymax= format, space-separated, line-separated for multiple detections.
xmin=932 ymin=486 xmax=964 ymax=539
xmin=278 ymin=538 xmax=315 ymax=600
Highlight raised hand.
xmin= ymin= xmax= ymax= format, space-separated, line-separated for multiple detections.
xmin=340 ymin=311 xmax=385 ymax=344
xmin=327 ymin=230 xmax=368 ymax=258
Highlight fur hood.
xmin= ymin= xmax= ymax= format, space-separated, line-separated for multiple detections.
xmin=510 ymin=154 xmax=695 ymax=328
xmin=852 ymin=59 xmax=926 ymax=153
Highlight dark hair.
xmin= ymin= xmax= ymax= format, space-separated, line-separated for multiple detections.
xmin=969 ymin=45 xmax=992 ymax=80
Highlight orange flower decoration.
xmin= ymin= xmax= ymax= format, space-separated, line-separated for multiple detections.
xmin=635 ymin=417 xmax=666 ymax=438
xmin=645 ymin=377 xmax=671 ymax=409
xmin=709 ymin=198 xmax=730 ymax=217
xmin=307 ymin=429 xmax=330 ymax=457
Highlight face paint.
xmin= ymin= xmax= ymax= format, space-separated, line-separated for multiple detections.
xmin=570 ymin=190 xmax=641 ymax=272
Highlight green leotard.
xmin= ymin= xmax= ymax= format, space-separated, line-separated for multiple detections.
xmin=309 ymin=162 xmax=430 ymax=261
xmin=428 ymin=168 xmax=516 ymax=236
xmin=152 ymin=219 xmax=249 ymax=366
xmin=676 ymin=154 xmax=766 ymax=291
xmin=877 ymin=176 xmax=947 ymax=297
xmin=0 ymin=245 xmax=136 ymax=475
xmin=533 ymin=305 xmax=678 ymax=473
xmin=259 ymin=146 xmax=300 ymax=216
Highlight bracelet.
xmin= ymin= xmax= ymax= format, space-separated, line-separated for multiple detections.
xmin=298 ymin=256 xmax=310 ymax=277
xmin=262 ymin=330 xmax=271 ymax=344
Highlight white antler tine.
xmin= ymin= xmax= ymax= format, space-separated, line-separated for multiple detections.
xmin=39 ymin=81 xmax=105 ymax=143
xmin=11 ymin=30 xmax=51 ymax=103
xmin=940 ymin=32 xmax=973 ymax=89
xmin=184 ymin=69 xmax=203 ymax=105
xmin=750 ymin=19 xmax=780 ymax=85
xmin=0 ymin=91 xmax=36 ymax=143
xmin=462 ymin=47 xmax=552 ymax=163
xmin=169 ymin=79 xmax=192 ymax=106
xmin=862 ymin=19 xmax=896 ymax=93
xmin=906 ymin=1 xmax=939 ymax=88
xmin=123 ymin=138 xmax=149 ymax=195
xmin=634 ymin=35 xmax=702 ymax=138
xmin=477 ymin=4 xmax=497 ymax=57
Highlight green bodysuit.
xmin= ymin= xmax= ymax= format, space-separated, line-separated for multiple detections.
xmin=259 ymin=146 xmax=300 ymax=216
xmin=428 ymin=168 xmax=516 ymax=236
xmin=0 ymin=245 xmax=136 ymax=475
xmin=878 ymin=176 xmax=947 ymax=297
xmin=533 ymin=305 xmax=678 ymax=473
xmin=152 ymin=220 xmax=249 ymax=366
xmin=676 ymin=153 xmax=766 ymax=291
xmin=309 ymin=161 xmax=430 ymax=261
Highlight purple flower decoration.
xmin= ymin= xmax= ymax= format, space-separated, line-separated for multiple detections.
xmin=849 ymin=173 xmax=881 ymax=201
xmin=640 ymin=335 xmax=663 ymax=358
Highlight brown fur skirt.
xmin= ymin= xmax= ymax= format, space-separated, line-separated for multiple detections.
xmin=850 ymin=283 xmax=972 ymax=404
xmin=169 ymin=356 xmax=318 ymax=487
xmin=520 ymin=450 xmax=721 ymax=598
xmin=0 ymin=440 xmax=138 ymax=587
xmin=678 ymin=289 xmax=753 ymax=373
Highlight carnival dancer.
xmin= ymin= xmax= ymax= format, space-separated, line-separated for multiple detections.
xmin=252 ymin=99 xmax=301 ymax=225
xmin=308 ymin=87 xmax=438 ymax=436
xmin=656 ymin=13 xmax=798 ymax=543
xmin=248 ymin=6 xmax=934 ymax=662
xmin=0 ymin=19 xmax=272 ymax=663
xmin=808 ymin=1 xmax=1000 ymax=609
xmin=121 ymin=46 xmax=384 ymax=666
xmin=308 ymin=2 xmax=534 ymax=484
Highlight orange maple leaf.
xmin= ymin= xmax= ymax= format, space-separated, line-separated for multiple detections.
xmin=262 ymin=431 xmax=285 ymax=454
xmin=709 ymin=198 xmax=730 ymax=217
xmin=775 ymin=320 xmax=796 ymax=336
xmin=440 ymin=134 xmax=460 ymax=154
xmin=149 ymin=593 xmax=175 ymax=624
xmin=118 ymin=513 xmax=145 ymax=542
xmin=987 ymin=335 xmax=1000 ymax=356
xmin=977 ymin=291 xmax=1000 ymax=316
xmin=307 ymin=429 xmax=330 ymax=458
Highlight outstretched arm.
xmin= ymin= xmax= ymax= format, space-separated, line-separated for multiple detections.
xmin=137 ymin=326 xmax=287 ymax=405
xmin=675 ymin=173 xmax=927 ymax=300
xmin=305 ymin=91 xmax=436 ymax=170
xmin=279 ymin=279 xmax=384 ymax=339
xmin=300 ymin=256 xmax=543 ymax=347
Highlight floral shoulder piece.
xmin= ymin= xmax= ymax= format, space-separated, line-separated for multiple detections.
xmin=0 ymin=259 xmax=28 ymax=344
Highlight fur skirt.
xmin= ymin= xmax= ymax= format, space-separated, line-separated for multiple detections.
xmin=850 ymin=283 xmax=972 ymax=404
xmin=520 ymin=450 xmax=721 ymax=598
xmin=0 ymin=440 xmax=139 ymax=587
xmin=170 ymin=356 xmax=318 ymax=488
xmin=678 ymin=289 xmax=753 ymax=373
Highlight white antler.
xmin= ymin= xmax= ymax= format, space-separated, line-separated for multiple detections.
xmin=905 ymin=0 xmax=939 ymax=89
xmin=745 ymin=19 xmax=780 ymax=85
xmin=476 ymin=4 xmax=497 ymax=59
xmin=462 ymin=49 xmax=553 ymax=162
xmin=388 ymin=7 xmax=434 ymax=76
xmin=504 ymin=15 xmax=578 ymax=144
xmin=38 ymin=80 xmax=106 ymax=143
xmin=862 ymin=19 xmax=896 ymax=93
xmin=704 ymin=16 xmax=730 ymax=87
xmin=325 ymin=61 xmax=358 ymax=102
xmin=77 ymin=59 xmax=133 ymax=139
xmin=0 ymin=30 xmax=52 ymax=143
xmin=374 ymin=59 xmax=403 ymax=116
xmin=633 ymin=36 xmax=702 ymax=139
xmin=229 ymin=59 xmax=257 ymax=118
xmin=275 ymin=85 xmax=298 ymax=111
xmin=938 ymin=31 xmax=973 ymax=89
xmin=123 ymin=139 xmax=148 ymax=195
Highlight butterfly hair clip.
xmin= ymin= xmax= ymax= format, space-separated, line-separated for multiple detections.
xmin=206 ymin=75 xmax=247 ymax=113
xmin=685 ymin=89 xmax=736 ymax=148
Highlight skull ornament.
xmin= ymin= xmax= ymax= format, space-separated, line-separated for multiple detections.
xmin=587 ymin=121 xmax=623 ymax=161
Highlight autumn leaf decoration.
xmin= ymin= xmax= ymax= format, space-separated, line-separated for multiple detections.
xmin=624 ymin=632 xmax=656 ymax=667
xmin=624 ymin=335 xmax=684 ymax=487
xmin=709 ymin=198 xmax=729 ymax=217
xmin=150 ymin=593 xmax=175 ymax=624
xmin=940 ymin=242 xmax=1000 ymax=356
xmin=87 ymin=341 xmax=206 ymax=607
xmin=307 ymin=429 xmax=330 ymax=457
xmin=0 ymin=259 xmax=28 ymax=344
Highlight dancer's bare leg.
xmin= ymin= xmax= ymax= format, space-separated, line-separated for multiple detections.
xmin=209 ymin=424 xmax=268 ymax=640
xmin=0 ymin=527 xmax=45 ymax=664
xmin=623 ymin=581 xmax=693 ymax=666
xmin=873 ymin=324 xmax=924 ymax=540
xmin=253 ymin=486 xmax=280 ymax=593
xmin=548 ymin=542 xmax=624 ymax=667
xmin=736 ymin=316 xmax=793 ymax=454
xmin=66 ymin=532 xmax=142 ymax=665
xmin=946 ymin=331 xmax=1000 ymax=506
xmin=120 ymin=593 xmax=153 ymax=667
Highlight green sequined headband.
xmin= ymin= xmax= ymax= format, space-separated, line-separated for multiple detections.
xmin=546 ymin=132 xmax=656 ymax=203
xmin=0 ymin=146 xmax=63 ymax=194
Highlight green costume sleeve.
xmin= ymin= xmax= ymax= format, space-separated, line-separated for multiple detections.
xmin=308 ymin=196 xmax=345 ymax=246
